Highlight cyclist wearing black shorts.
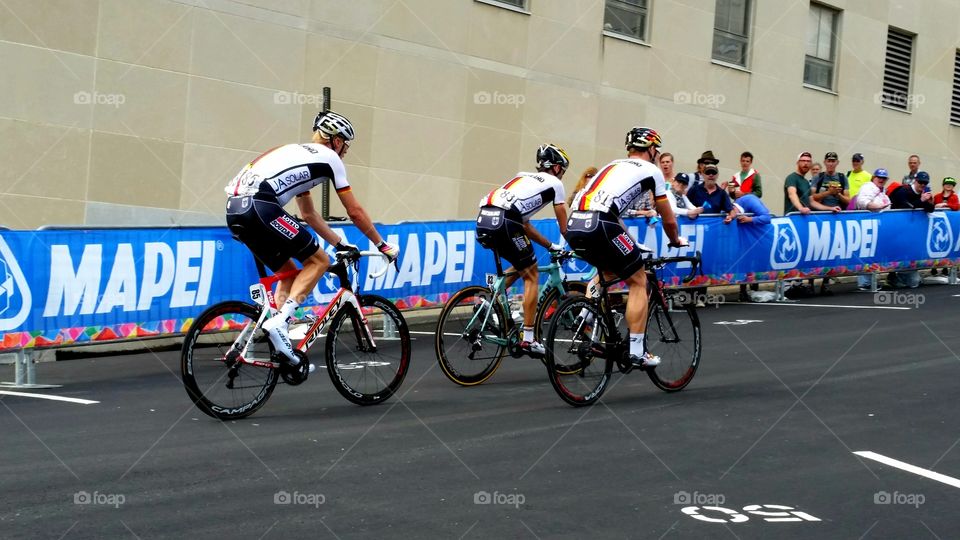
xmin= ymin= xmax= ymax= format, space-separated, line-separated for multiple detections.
xmin=566 ymin=127 xmax=688 ymax=368
xmin=224 ymin=111 xmax=399 ymax=365
xmin=476 ymin=144 xmax=570 ymax=357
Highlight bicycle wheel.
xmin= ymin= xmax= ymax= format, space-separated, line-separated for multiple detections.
xmin=535 ymin=281 xmax=587 ymax=342
xmin=435 ymin=285 xmax=508 ymax=386
xmin=181 ymin=301 xmax=278 ymax=420
xmin=545 ymin=296 xmax=613 ymax=407
xmin=326 ymin=294 xmax=411 ymax=405
xmin=645 ymin=294 xmax=701 ymax=392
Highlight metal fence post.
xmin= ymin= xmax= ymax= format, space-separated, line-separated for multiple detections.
xmin=1 ymin=349 xmax=61 ymax=389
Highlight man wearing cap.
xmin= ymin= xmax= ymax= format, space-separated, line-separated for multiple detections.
xmin=668 ymin=173 xmax=704 ymax=218
xmin=934 ymin=177 xmax=959 ymax=211
xmin=688 ymin=162 xmax=736 ymax=219
xmin=847 ymin=153 xmax=872 ymax=197
xmin=855 ymin=169 xmax=893 ymax=290
xmin=856 ymin=169 xmax=893 ymax=211
xmin=730 ymin=151 xmax=762 ymax=198
xmin=785 ymin=152 xmax=841 ymax=214
xmin=903 ymin=155 xmax=921 ymax=187
xmin=688 ymin=150 xmax=719 ymax=187
xmin=890 ymin=171 xmax=935 ymax=212
xmin=812 ymin=152 xmax=850 ymax=209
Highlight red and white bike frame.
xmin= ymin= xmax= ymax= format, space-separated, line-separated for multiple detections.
xmin=230 ymin=251 xmax=390 ymax=368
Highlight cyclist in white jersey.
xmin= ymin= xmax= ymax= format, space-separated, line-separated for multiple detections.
xmin=566 ymin=127 xmax=688 ymax=368
xmin=225 ymin=111 xmax=400 ymax=365
xmin=476 ymin=144 xmax=570 ymax=357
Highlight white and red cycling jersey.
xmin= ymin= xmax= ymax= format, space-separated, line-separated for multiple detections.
xmin=479 ymin=172 xmax=566 ymax=222
xmin=571 ymin=158 xmax=667 ymax=216
xmin=225 ymin=143 xmax=350 ymax=206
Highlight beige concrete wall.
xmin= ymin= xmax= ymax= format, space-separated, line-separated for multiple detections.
xmin=1 ymin=0 xmax=958 ymax=228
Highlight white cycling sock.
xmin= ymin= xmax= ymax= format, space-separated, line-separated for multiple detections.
xmin=522 ymin=326 xmax=534 ymax=343
xmin=264 ymin=298 xmax=299 ymax=330
xmin=629 ymin=333 xmax=645 ymax=356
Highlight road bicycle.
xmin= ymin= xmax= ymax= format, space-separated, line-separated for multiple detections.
xmin=181 ymin=249 xmax=410 ymax=420
xmin=434 ymin=250 xmax=591 ymax=386
xmin=544 ymin=251 xmax=702 ymax=407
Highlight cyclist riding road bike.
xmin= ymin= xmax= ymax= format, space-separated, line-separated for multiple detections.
xmin=566 ymin=127 xmax=688 ymax=368
xmin=224 ymin=110 xmax=400 ymax=366
xmin=476 ymin=144 xmax=571 ymax=357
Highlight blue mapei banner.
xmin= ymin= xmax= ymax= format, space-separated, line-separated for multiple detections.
xmin=0 ymin=209 xmax=955 ymax=349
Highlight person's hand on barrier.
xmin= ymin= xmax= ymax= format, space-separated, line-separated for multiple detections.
xmin=723 ymin=214 xmax=734 ymax=224
xmin=689 ymin=207 xmax=704 ymax=218
xmin=830 ymin=205 xmax=842 ymax=213
xmin=737 ymin=215 xmax=754 ymax=224
xmin=377 ymin=240 xmax=400 ymax=264
xmin=799 ymin=206 xmax=811 ymax=215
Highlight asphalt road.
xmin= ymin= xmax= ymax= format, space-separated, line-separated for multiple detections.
xmin=2 ymin=283 xmax=959 ymax=539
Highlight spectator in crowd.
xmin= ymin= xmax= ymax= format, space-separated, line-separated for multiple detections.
xmin=725 ymin=189 xmax=771 ymax=301
xmin=811 ymin=151 xmax=851 ymax=210
xmin=890 ymin=171 xmax=935 ymax=212
xmin=903 ymin=154 xmax=921 ymax=186
xmin=668 ymin=173 xmax=704 ymax=219
xmin=934 ymin=176 xmax=959 ymax=211
xmin=689 ymin=150 xmax=719 ymax=187
xmin=784 ymin=152 xmax=841 ymax=214
xmin=808 ymin=162 xmax=822 ymax=187
xmin=688 ymin=163 xmax=736 ymax=219
xmin=847 ymin=153 xmax=872 ymax=197
xmin=659 ymin=152 xmax=676 ymax=184
xmin=931 ymin=176 xmax=957 ymax=276
xmin=566 ymin=166 xmax=597 ymax=206
xmin=887 ymin=171 xmax=935 ymax=288
xmin=626 ymin=191 xmax=658 ymax=218
xmin=730 ymin=151 xmax=762 ymax=198
xmin=855 ymin=168 xmax=893 ymax=290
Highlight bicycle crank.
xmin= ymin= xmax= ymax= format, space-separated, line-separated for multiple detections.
xmin=280 ymin=350 xmax=310 ymax=386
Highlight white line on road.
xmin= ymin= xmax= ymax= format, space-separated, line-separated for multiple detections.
xmin=740 ymin=302 xmax=911 ymax=311
xmin=0 ymin=390 xmax=98 ymax=405
xmin=854 ymin=451 xmax=960 ymax=489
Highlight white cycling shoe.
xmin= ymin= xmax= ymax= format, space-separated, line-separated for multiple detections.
xmin=629 ymin=352 xmax=661 ymax=368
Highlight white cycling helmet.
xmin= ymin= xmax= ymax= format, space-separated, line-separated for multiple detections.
xmin=313 ymin=111 xmax=355 ymax=141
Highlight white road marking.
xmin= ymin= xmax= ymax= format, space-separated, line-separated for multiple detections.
xmin=854 ymin=451 xmax=960 ymax=489
xmin=0 ymin=390 xmax=98 ymax=405
xmin=740 ymin=302 xmax=911 ymax=310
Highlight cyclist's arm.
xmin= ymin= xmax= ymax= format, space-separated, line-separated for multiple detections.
xmin=654 ymin=197 xmax=682 ymax=245
xmin=522 ymin=222 xmax=552 ymax=249
xmin=335 ymin=189 xmax=384 ymax=245
xmin=295 ymin=192 xmax=343 ymax=246
xmin=553 ymin=202 xmax=568 ymax=235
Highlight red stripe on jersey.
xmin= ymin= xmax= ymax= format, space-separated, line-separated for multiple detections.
xmin=335 ymin=186 xmax=352 ymax=194
xmin=578 ymin=165 xmax=616 ymax=211
xmin=486 ymin=176 xmax=523 ymax=206
xmin=249 ymin=145 xmax=282 ymax=167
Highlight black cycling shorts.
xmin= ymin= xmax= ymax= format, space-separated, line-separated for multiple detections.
xmin=475 ymin=206 xmax=536 ymax=271
xmin=565 ymin=210 xmax=647 ymax=280
xmin=226 ymin=194 xmax=320 ymax=272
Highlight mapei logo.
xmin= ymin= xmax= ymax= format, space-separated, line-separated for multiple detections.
xmin=927 ymin=213 xmax=953 ymax=258
xmin=0 ymin=236 xmax=31 ymax=331
xmin=770 ymin=218 xmax=802 ymax=270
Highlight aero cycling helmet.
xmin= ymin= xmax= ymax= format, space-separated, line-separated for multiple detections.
xmin=313 ymin=111 xmax=355 ymax=141
xmin=625 ymin=126 xmax=662 ymax=150
xmin=536 ymin=143 xmax=570 ymax=171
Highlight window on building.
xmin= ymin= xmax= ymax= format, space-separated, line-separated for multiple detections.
xmin=712 ymin=0 xmax=751 ymax=67
xmin=476 ymin=0 xmax=528 ymax=11
xmin=804 ymin=4 xmax=839 ymax=90
xmin=604 ymin=0 xmax=649 ymax=43
xmin=951 ymin=50 xmax=960 ymax=125
xmin=881 ymin=28 xmax=915 ymax=111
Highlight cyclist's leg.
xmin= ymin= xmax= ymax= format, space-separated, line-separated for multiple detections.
xmin=623 ymin=269 xmax=648 ymax=335
xmin=276 ymin=249 xmax=330 ymax=307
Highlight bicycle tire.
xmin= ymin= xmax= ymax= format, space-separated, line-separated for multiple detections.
xmin=544 ymin=296 xmax=613 ymax=407
xmin=326 ymin=294 xmax=411 ymax=405
xmin=435 ymin=285 xmax=508 ymax=386
xmin=645 ymin=295 xmax=701 ymax=392
xmin=181 ymin=301 xmax=279 ymax=420
xmin=536 ymin=282 xmax=587 ymax=372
